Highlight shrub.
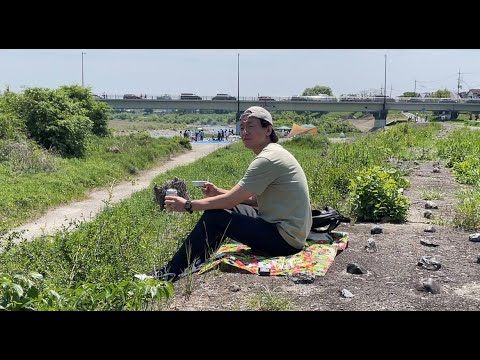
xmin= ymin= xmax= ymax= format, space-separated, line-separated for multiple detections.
xmin=16 ymin=88 xmax=93 ymax=157
xmin=0 ymin=272 xmax=173 ymax=311
xmin=348 ymin=166 xmax=410 ymax=222
xmin=0 ymin=141 xmax=57 ymax=174
xmin=453 ymin=188 xmax=480 ymax=231
xmin=58 ymin=85 xmax=112 ymax=137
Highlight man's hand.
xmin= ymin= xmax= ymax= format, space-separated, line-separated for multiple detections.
xmin=201 ymin=182 xmax=224 ymax=198
xmin=164 ymin=195 xmax=187 ymax=213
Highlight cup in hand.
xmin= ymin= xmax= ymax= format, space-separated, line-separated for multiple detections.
xmin=192 ymin=181 xmax=207 ymax=187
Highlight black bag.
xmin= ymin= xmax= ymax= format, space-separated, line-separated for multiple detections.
xmin=311 ymin=206 xmax=351 ymax=233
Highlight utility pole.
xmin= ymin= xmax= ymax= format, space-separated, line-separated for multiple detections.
xmin=457 ymin=69 xmax=462 ymax=98
xmin=390 ymin=84 xmax=393 ymax=98
xmin=236 ymin=53 xmax=240 ymax=135
xmin=237 ymin=53 xmax=240 ymax=116
xmin=414 ymin=80 xmax=417 ymax=96
xmin=383 ymin=54 xmax=387 ymax=107
xmin=81 ymin=52 xmax=86 ymax=87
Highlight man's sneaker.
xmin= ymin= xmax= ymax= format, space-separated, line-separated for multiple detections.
xmin=133 ymin=273 xmax=154 ymax=281
xmin=178 ymin=257 xmax=205 ymax=278
xmin=147 ymin=267 xmax=178 ymax=282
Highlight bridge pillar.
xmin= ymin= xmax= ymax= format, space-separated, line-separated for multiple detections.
xmin=372 ymin=110 xmax=389 ymax=130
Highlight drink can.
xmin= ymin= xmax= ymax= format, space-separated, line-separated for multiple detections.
xmin=258 ymin=263 xmax=271 ymax=276
xmin=166 ymin=188 xmax=178 ymax=197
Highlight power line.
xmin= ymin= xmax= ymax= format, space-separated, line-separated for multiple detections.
xmin=415 ymin=74 xmax=459 ymax=84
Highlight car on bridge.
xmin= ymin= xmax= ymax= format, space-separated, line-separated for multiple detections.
xmin=372 ymin=96 xmax=396 ymax=102
xmin=212 ymin=93 xmax=236 ymax=100
xmin=258 ymin=96 xmax=275 ymax=101
xmin=465 ymin=98 xmax=480 ymax=103
xmin=406 ymin=97 xmax=425 ymax=103
xmin=157 ymin=94 xmax=172 ymax=100
xmin=291 ymin=95 xmax=337 ymax=102
xmin=123 ymin=94 xmax=142 ymax=99
xmin=180 ymin=93 xmax=202 ymax=100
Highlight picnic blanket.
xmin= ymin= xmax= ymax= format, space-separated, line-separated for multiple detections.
xmin=198 ymin=231 xmax=348 ymax=280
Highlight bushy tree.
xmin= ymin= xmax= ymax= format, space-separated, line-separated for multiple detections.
xmin=0 ymin=90 xmax=26 ymax=140
xmin=16 ymin=88 xmax=93 ymax=157
xmin=58 ymin=85 xmax=111 ymax=136
xmin=431 ymin=88 xmax=452 ymax=98
xmin=401 ymin=92 xmax=420 ymax=97
xmin=302 ymin=85 xmax=333 ymax=96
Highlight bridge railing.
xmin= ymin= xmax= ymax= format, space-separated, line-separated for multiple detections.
xmin=99 ymin=94 xmax=480 ymax=104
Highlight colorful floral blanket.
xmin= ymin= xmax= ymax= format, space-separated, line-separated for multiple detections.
xmin=199 ymin=231 xmax=348 ymax=278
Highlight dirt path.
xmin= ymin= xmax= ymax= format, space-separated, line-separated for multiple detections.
xmin=9 ymin=143 xmax=227 ymax=243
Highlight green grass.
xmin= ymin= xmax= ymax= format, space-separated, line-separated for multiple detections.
xmin=247 ymin=286 xmax=292 ymax=311
xmin=421 ymin=189 xmax=444 ymax=200
xmin=0 ymin=133 xmax=190 ymax=232
xmin=2 ymin=121 xmax=480 ymax=310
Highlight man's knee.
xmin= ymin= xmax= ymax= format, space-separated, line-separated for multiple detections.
xmin=201 ymin=209 xmax=231 ymax=221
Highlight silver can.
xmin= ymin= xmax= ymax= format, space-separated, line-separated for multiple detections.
xmin=166 ymin=188 xmax=178 ymax=197
xmin=165 ymin=188 xmax=177 ymax=212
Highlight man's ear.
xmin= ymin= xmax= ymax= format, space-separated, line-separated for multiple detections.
xmin=266 ymin=125 xmax=272 ymax=136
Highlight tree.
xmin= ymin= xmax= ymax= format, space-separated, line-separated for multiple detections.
xmin=58 ymin=85 xmax=112 ymax=136
xmin=401 ymin=92 xmax=420 ymax=98
xmin=16 ymin=87 xmax=93 ymax=157
xmin=358 ymin=88 xmax=381 ymax=97
xmin=431 ymin=88 xmax=452 ymax=98
xmin=302 ymin=85 xmax=333 ymax=96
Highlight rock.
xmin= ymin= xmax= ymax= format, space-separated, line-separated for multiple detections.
xmin=425 ymin=201 xmax=438 ymax=209
xmin=424 ymin=226 xmax=436 ymax=233
xmin=341 ymin=289 xmax=354 ymax=298
xmin=371 ymin=225 xmax=383 ymax=235
xmin=423 ymin=210 xmax=434 ymax=219
xmin=420 ymin=239 xmax=439 ymax=247
xmin=417 ymin=256 xmax=441 ymax=271
xmin=153 ymin=177 xmax=190 ymax=211
xmin=469 ymin=233 xmax=480 ymax=242
xmin=365 ymin=238 xmax=377 ymax=253
xmin=289 ymin=273 xmax=315 ymax=284
xmin=229 ymin=283 xmax=241 ymax=292
xmin=347 ymin=263 xmax=367 ymax=275
xmin=416 ymin=278 xmax=441 ymax=294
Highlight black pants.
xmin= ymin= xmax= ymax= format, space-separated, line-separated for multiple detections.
xmin=165 ymin=204 xmax=301 ymax=277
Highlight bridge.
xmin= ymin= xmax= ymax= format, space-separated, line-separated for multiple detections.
xmin=99 ymin=97 xmax=480 ymax=131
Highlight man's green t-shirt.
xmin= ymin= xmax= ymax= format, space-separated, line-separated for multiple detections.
xmin=237 ymin=143 xmax=312 ymax=249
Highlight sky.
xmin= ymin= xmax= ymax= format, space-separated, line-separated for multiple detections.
xmin=1 ymin=49 xmax=480 ymax=98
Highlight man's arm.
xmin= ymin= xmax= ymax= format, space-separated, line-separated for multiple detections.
xmin=240 ymin=194 xmax=258 ymax=206
xmin=164 ymin=184 xmax=255 ymax=213
xmin=192 ymin=184 xmax=255 ymax=211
